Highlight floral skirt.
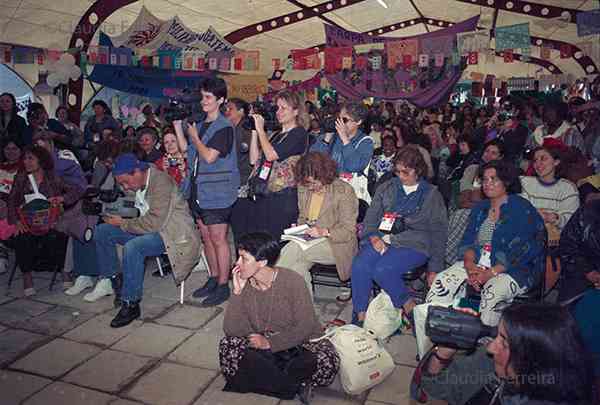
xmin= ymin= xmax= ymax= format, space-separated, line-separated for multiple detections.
xmin=219 ymin=336 xmax=339 ymax=388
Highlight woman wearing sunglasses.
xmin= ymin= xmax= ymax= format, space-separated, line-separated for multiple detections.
xmin=413 ymin=160 xmax=546 ymax=358
xmin=350 ymin=145 xmax=447 ymax=327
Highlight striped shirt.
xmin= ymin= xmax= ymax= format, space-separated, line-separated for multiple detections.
xmin=519 ymin=176 xmax=580 ymax=230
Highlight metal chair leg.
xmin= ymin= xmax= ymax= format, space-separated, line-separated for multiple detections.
xmin=7 ymin=252 xmax=17 ymax=289
xmin=49 ymin=265 xmax=61 ymax=291
xmin=156 ymin=257 xmax=165 ymax=277
xmin=180 ymin=280 xmax=185 ymax=305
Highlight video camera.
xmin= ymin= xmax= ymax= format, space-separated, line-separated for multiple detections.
xmin=164 ymin=88 xmax=206 ymax=124
xmin=425 ymin=306 xmax=497 ymax=350
xmin=82 ymin=188 xmax=139 ymax=219
xmin=242 ymin=101 xmax=280 ymax=132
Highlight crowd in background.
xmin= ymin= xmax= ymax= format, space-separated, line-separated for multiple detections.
xmin=1 ymin=83 xmax=600 ymax=404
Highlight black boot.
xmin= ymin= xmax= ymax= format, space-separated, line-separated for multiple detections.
xmin=110 ymin=300 xmax=140 ymax=328
xmin=110 ymin=273 xmax=123 ymax=308
xmin=192 ymin=276 xmax=218 ymax=298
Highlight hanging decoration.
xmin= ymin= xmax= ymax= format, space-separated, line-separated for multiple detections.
xmin=495 ymin=23 xmax=530 ymax=52
xmin=456 ymin=30 xmax=490 ymax=54
xmin=577 ymin=9 xmax=600 ymax=37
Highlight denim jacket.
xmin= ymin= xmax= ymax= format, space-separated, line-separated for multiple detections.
xmin=458 ymin=194 xmax=546 ymax=289
xmin=311 ymin=129 xmax=374 ymax=174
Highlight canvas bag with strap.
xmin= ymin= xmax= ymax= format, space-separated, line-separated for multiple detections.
xmin=311 ymin=324 xmax=394 ymax=395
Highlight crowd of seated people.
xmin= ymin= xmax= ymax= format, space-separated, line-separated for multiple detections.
xmin=1 ymin=83 xmax=600 ymax=403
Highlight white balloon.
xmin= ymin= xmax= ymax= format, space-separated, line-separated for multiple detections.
xmin=47 ymin=74 xmax=60 ymax=88
xmin=69 ymin=65 xmax=81 ymax=80
xmin=59 ymin=53 xmax=76 ymax=66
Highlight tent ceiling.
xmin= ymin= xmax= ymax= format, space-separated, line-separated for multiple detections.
xmin=0 ymin=0 xmax=598 ymax=77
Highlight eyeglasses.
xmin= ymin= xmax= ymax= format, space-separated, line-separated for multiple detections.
xmin=482 ymin=177 xmax=500 ymax=185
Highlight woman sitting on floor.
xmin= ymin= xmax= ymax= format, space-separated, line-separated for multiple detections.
xmin=350 ymin=145 xmax=448 ymax=327
xmin=220 ymin=232 xmax=339 ymax=404
xmin=276 ymin=151 xmax=358 ymax=297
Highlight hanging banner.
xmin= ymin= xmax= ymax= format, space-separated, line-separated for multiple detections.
xmin=421 ymin=35 xmax=455 ymax=56
xmin=323 ymin=16 xmax=479 ymax=107
xmin=577 ymin=9 xmax=600 ymax=37
xmin=108 ymin=6 xmax=235 ymax=53
xmin=223 ymin=74 xmax=268 ymax=102
xmin=540 ymin=47 xmax=551 ymax=60
xmin=495 ymin=23 xmax=530 ymax=51
xmin=386 ymin=39 xmax=419 ymax=68
xmin=457 ymin=30 xmax=489 ymax=54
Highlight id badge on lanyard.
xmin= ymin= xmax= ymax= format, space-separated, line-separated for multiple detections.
xmin=339 ymin=172 xmax=353 ymax=184
xmin=478 ymin=243 xmax=492 ymax=269
xmin=259 ymin=161 xmax=273 ymax=180
xmin=379 ymin=212 xmax=397 ymax=232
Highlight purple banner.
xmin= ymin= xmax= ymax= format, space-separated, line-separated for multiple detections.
xmin=324 ymin=16 xmax=479 ymax=107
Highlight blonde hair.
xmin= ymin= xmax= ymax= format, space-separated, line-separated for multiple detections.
xmin=274 ymin=90 xmax=309 ymax=130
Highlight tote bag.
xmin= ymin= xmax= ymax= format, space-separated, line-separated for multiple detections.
xmin=313 ymin=324 xmax=394 ymax=395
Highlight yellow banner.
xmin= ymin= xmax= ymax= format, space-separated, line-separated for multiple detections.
xmin=224 ymin=74 xmax=268 ymax=102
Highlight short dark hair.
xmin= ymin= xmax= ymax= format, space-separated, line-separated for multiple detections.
xmin=501 ymin=303 xmax=593 ymax=402
xmin=0 ymin=136 xmax=23 ymax=160
xmin=479 ymin=160 xmax=521 ymax=194
xmin=0 ymin=92 xmax=18 ymax=116
xmin=295 ymin=152 xmax=338 ymax=186
xmin=483 ymin=139 xmax=506 ymax=158
xmin=96 ymin=139 xmax=122 ymax=161
xmin=23 ymin=145 xmax=54 ymax=172
xmin=137 ymin=126 xmax=158 ymax=140
xmin=91 ymin=100 xmax=111 ymax=116
xmin=228 ymin=98 xmax=249 ymax=116
xmin=393 ymin=145 xmax=428 ymax=179
xmin=342 ymin=102 xmax=368 ymax=124
xmin=200 ymin=77 xmax=227 ymax=101
xmin=26 ymin=102 xmax=46 ymax=122
xmin=531 ymin=146 xmax=564 ymax=178
xmin=236 ymin=232 xmax=281 ymax=266
xmin=55 ymin=105 xmax=68 ymax=117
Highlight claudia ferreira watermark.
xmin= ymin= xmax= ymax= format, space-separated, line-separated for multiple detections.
xmin=437 ymin=370 xmax=556 ymax=386
xmin=43 ymin=19 xmax=133 ymax=36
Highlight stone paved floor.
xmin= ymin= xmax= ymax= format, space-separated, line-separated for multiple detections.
xmin=0 ymin=261 xmax=445 ymax=405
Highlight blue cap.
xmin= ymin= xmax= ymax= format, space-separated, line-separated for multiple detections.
xmin=112 ymin=153 xmax=150 ymax=176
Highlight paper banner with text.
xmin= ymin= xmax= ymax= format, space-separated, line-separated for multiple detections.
xmin=224 ymin=74 xmax=268 ymax=102
xmin=457 ymin=30 xmax=489 ymax=55
xmin=495 ymin=23 xmax=530 ymax=51
xmin=577 ymin=9 xmax=600 ymax=37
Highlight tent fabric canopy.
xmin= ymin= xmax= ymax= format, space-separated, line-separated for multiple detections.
xmin=1 ymin=0 xmax=598 ymax=78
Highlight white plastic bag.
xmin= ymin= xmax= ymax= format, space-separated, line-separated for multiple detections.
xmin=364 ymin=291 xmax=403 ymax=339
xmin=315 ymin=324 xmax=394 ymax=395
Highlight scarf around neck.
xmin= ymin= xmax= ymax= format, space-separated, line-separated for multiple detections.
xmin=393 ymin=178 xmax=431 ymax=217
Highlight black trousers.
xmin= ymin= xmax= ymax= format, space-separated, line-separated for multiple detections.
xmin=230 ymin=197 xmax=254 ymax=246
xmin=223 ymin=347 xmax=316 ymax=400
xmin=7 ymin=230 xmax=68 ymax=273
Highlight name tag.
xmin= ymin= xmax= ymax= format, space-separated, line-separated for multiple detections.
xmin=379 ymin=212 xmax=397 ymax=232
xmin=259 ymin=161 xmax=272 ymax=180
xmin=478 ymin=243 xmax=492 ymax=269
xmin=339 ymin=172 xmax=353 ymax=183
xmin=472 ymin=177 xmax=481 ymax=188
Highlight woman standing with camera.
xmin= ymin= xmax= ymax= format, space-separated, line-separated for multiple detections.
xmin=350 ymin=146 xmax=448 ymax=327
xmin=175 ymin=78 xmax=239 ymax=307
xmin=247 ymin=90 xmax=309 ymax=240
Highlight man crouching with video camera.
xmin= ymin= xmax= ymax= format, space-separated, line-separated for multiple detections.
xmin=94 ymin=153 xmax=201 ymax=328
xmin=411 ymin=304 xmax=594 ymax=405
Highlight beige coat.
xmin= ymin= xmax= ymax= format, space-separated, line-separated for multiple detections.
xmin=297 ymin=178 xmax=358 ymax=281
xmin=121 ymin=166 xmax=202 ymax=284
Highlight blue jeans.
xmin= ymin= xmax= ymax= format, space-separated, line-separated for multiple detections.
xmin=351 ymin=244 xmax=427 ymax=313
xmin=94 ymin=223 xmax=165 ymax=302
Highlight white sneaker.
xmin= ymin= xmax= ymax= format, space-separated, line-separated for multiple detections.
xmin=65 ymin=276 xmax=95 ymax=296
xmin=83 ymin=278 xmax=114 ymax=302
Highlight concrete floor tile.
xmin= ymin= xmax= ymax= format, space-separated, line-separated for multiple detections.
xmin=384 ymin=334 xmax=418 ymax=368
xmin=12 ymin=305 xmax=95 ymax=336
xmin=193 ymin=375 xmax=279 ymax=405
xmin=63 ymin=314 xmax=142 ymax=346
xmin=0 ymin=299 xmax=54 ymax=325
xmin=126 ymin=362 xmax=216 ymax=405
xmin=112 ymin=323 xmax=193 ymax=358
xmin=139 ymin=296 xmax=176 ymax=320
xmin=64 ymin=349 xmax=156 ymax=393
xmin=168 ymin=330 xmax=223 ymax=370
xmin=156 ymin=304 xmax=221 ymax=330
xmin=0 ymin=293 xmax=14 ymax=305
xmin=23 ymin=381 xmax=115 ymax=405
xmin=32 ymin=290 xmax=115 ymax=314
xmin=0 ymin=329 xmax=49 ymax=368
xmin=12 ymin=338 xmax=101 ymax=378
xmin=109 ymin=399 xmax=144 ymax=405
xmin=0 ymin=370 xmax=52 ymax=404
xmin=200 ymin=312 xmax=224 ymax=333
xmin=366 ymin=366 xmax=414 ymax=404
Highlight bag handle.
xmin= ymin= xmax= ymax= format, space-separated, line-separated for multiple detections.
xmin=28 ymin=174 xmax=40 ymax=195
